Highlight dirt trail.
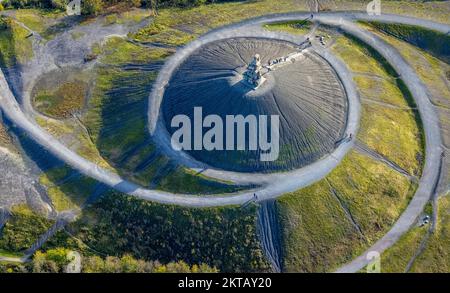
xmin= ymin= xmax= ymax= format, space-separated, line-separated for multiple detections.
xmin=257 ymin=200 xmax=283 ymax=272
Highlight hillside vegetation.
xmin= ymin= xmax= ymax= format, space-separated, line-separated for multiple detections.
xmin=361 ymin=21 xmax=450 ymax=63
xmin=0 ymin=248 xmax=218 ymax=273
xmin=42 ymin=193 xmax=270 ymax=272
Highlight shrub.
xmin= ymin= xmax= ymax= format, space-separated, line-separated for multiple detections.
xmin=82 ymin=0 xmax=103 ymax=15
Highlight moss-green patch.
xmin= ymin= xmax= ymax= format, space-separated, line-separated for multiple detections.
xmin=121 ymin=144 xmax=156 ymax=171
xmin=360 ymin=21 xmax=450 ymax=63
xmin=35 ymin=117 xmax=113 ymax=170
xmin=358 ymin=103 xmax=423 ymax=176
xmin=104 ymin=14 xmax=119 ymax=25
xmin=0 ymin=204 xmax=54 ymax=253
xmin=332 ymin=34 xmax=389 ymax=76
xmin=99 ymin=37 xmax=172 ymax=65
xmin=359 ymin=22 xmax=450 ymax=108
xmin=157 ymin=167 xmax=241 ymax=195
xmin=128 ymin=155 xmax=168 ymax=187
xmin=15 ymin=9 xmax=63 ymax=29
xmin=0 ymin=16 xmax=33 ymax=66
xmin=327 ymin=151 xmax=417 ymax=239
xmin=278 ymin=150 xmax=417 ymax=272
xmin=83 ymin=36 xmax=166 ymax=148
xmin=0 ymin=249 xmax=24 ymax=258
xmin=40 ymin=165 xmax=72 ymax=183
xmin=120 ymin=8 xmax=151 ymax=23
xmin=39 ymin=166 xmax=97 ymax=211
xmin=86 ymin=69 xmax=154 ymax=161
xmin=82 ymin=44 xmax=164 ymax=185
xmin=33 ymin=81 xmax=88 ymax=119
xmin=263 ymin=20 xmax=312 ymax=35
xmin=14 ymin=10 xmax=46 ymax=34
xmin=98 ymin=8 xmax=151 ymax=26
xmin=353 ymin=76 xmax=415 ymax=108
xmin=35 ymin=116 xmax=72 ymax=137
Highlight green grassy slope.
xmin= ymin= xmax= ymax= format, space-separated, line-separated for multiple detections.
xmin=278 ymin=150 xmax=416 ymax=272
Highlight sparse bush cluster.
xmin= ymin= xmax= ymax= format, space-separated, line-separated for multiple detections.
xmin=82 ymin=255 xmax=217 ymax=273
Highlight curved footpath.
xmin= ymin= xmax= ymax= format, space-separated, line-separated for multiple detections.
xmin=0 ymin=12 xmax=447 ymax=272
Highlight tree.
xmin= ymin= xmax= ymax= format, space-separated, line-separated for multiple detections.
xmin=31 ymin=249 xmax=71 ymax=273
xmin=6 ymin=0 xmax=54 ymax=9
xmin=83 ymin=255 xmax=105 ymax=273
xmin=82 ymin=0 xmax=103 ymax=15
xmin=45 ymin=248 xmax=71 ymax=268
xmin=129 ymin=0 xmax=142 ymax=7
xmin=51 ymin=0 xmax=69 ymax=10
